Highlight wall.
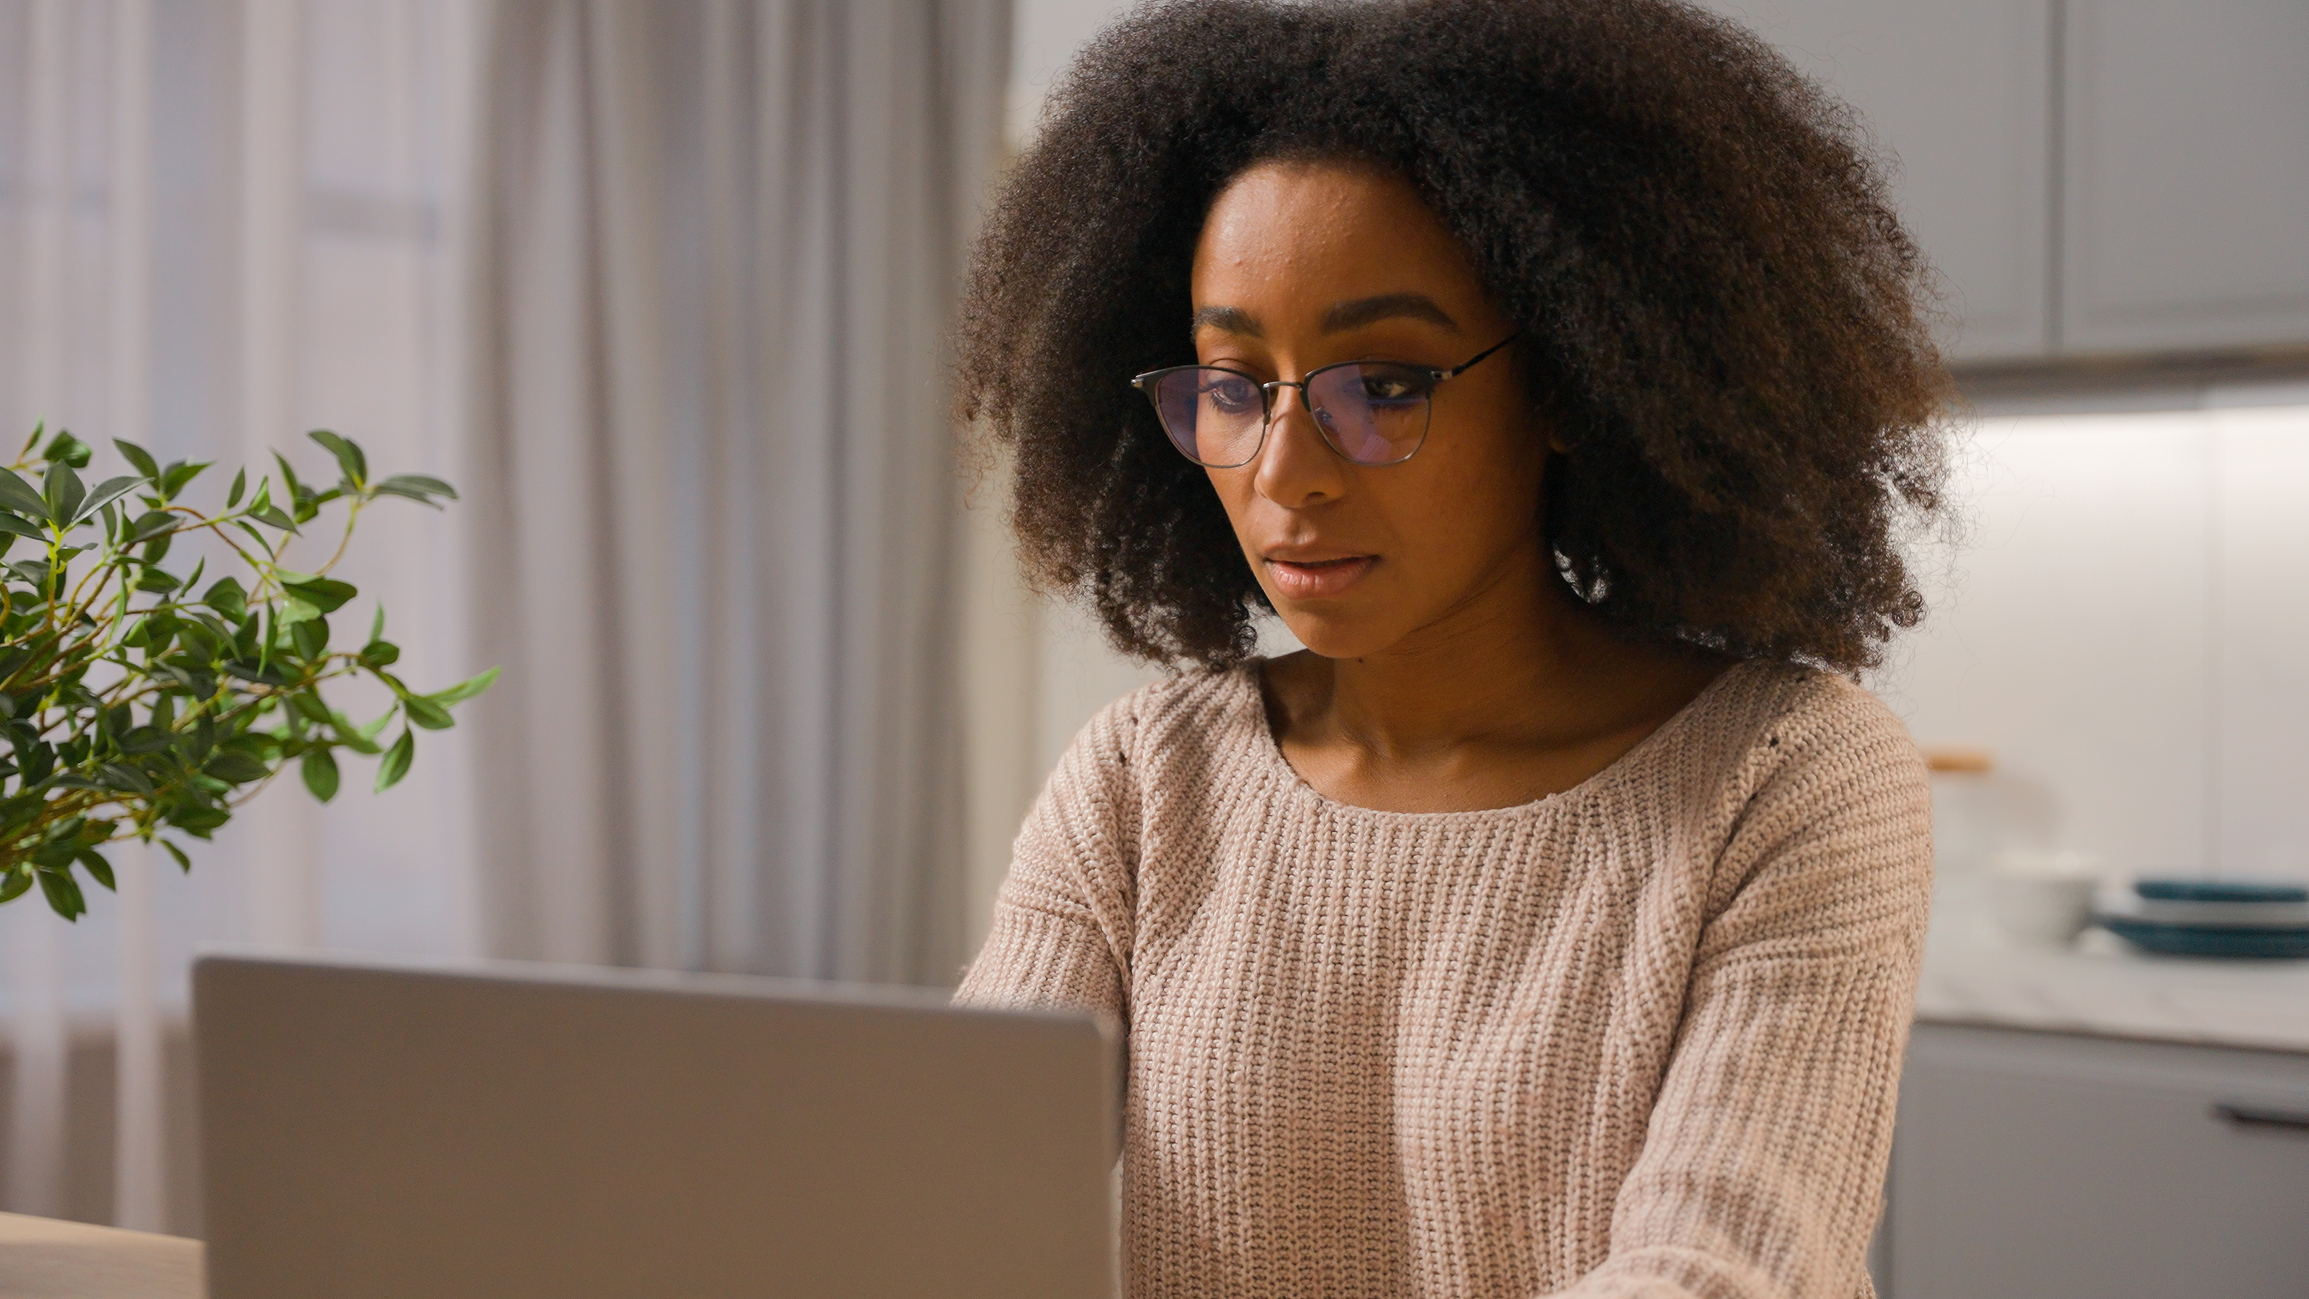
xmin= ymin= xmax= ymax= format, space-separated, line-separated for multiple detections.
xmin=1879 ymin=389 xmax=2309 ymax=884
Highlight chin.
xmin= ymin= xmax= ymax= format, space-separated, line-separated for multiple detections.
xmin=1272 ymin=608 xmax=1399 ymax=661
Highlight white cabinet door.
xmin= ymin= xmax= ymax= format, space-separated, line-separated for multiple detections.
xmin=1890 ymin=1023 xmax=2309 ymax=1299
xmin=2062 ymin=0 xmax=2309 ymax=354
xmin=1703 ymin=1 xmax=2053 ymax=361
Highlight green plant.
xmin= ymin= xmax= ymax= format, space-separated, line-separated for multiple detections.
xmin=0 ymin=424 xmax=495 ymax=919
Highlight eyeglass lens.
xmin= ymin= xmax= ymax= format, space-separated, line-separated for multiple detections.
xmin=1150 ymin=364 xmax=1435 ymax=467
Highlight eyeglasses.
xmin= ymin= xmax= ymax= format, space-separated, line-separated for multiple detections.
xmin=1131 ymin=333 xmax=1516 ymax=468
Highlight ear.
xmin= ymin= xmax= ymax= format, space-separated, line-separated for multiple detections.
xmin=1530 ymin=406 xmax=1570 ymax=455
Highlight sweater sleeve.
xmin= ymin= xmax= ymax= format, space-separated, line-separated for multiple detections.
xmin=952 ymin=691 xmax=1144 ymax=1030
xmin=1565 ymin=680 xmax=1933 ymax=1299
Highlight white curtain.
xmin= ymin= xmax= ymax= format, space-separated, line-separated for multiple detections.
xmin=0 ymin=0 xmax=1001 ymax=1232
xmin=463 ymin=0 xmax=1007 ymax=984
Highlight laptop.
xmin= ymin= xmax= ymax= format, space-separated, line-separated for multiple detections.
xmin=192 ymin=951 xmax=1117 ymax=1298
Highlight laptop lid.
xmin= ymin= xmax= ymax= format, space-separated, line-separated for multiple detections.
xmin=193 ymin=952 xmax=1116 ymax=1299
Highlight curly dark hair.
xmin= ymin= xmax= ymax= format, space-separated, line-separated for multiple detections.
xmin=957 ymin=0 xmax=1952 ymax=672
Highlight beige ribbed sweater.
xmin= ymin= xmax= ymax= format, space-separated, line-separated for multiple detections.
xmin=957 ymin=659 xmax=1932 ymax=1299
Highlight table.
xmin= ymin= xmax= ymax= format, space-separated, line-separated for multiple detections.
xmin=0 ymin=1214 xmax=200 ymax=1299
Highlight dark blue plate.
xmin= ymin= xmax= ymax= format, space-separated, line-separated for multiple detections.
xmin=2099 ymin=916 xmax=2309 ymax=959
xmin=2135 ymin=878 xmax=2309 ymax=905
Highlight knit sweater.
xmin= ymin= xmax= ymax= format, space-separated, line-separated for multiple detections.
xmin=957 ymin=658 xmax=1933 ymax=1299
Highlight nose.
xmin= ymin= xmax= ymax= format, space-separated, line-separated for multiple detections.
xmin=1250 ymin=381 xmax=1347 ymax=508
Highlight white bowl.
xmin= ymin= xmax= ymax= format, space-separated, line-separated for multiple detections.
xmin=1984 ymin=871 xmax=2098 ymax=946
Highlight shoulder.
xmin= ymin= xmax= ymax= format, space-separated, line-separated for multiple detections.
xmin=1671 ymin=660 xmax=1925 ymax=804
xmin=1674 ymin=662 xmax=1933 ymax=959
xmin=1021 ymin=664 xmax=1263 ymax=906
xmin=1059 ymin=661 xmax=1267 ymax=781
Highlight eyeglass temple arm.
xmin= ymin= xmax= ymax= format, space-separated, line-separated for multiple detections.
xmin=1440 ymin=331 xmax=1520 ymax=379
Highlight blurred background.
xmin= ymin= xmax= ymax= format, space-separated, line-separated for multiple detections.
xmin=0 ymin=1 xmax=2304 ymax=1293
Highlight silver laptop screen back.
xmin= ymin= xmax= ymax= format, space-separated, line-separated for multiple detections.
xmin=194 ymin=953 xmax=1116 ymax=1299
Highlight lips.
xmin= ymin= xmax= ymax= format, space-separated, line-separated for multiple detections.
xmin=1264 ymin=554 xmax=1376 ymax=600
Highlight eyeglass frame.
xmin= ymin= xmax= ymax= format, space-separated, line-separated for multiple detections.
xmin=1129 ymin=332 xmax=1519 ymax=469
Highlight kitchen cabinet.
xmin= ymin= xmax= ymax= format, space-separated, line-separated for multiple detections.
xmin=1704 ymin=0 xmax=2053 ymax=361
xmin=1882 ymin=1022 xmax=2309 ymax=1299
xmin=2060 ymin=0 xmax=2309 ymax=355
xmin=1710 ymin=0 xmax=2309 ymax=364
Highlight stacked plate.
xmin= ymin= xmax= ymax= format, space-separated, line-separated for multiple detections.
xmin=2095 ymin=879 xmax=2309 ymax=958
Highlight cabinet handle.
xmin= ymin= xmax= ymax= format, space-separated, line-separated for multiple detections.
xmin=2212 ymin=1102 xmax=2309 ymax=1134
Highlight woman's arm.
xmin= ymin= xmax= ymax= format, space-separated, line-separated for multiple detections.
xmin=1570 ymin=686 xmax=1933 ymax=1299
xmin=954 ymin=694 xmax=1145 ymax=1029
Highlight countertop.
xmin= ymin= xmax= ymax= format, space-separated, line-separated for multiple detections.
xmin=0 ymin=1214 xmax=199 ymax=1299
xmin=1915 ymin=906 xmax=2309 ymax=1053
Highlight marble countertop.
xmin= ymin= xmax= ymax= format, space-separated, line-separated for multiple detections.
xmin=1915 ymin=906 xmax=2309 ymax=1053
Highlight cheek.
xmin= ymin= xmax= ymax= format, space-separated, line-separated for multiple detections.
xmin=1204 ymin=465 xmax=1254 ymax=529
xmin=1390 ymin=430 xmax=1547 ymax=561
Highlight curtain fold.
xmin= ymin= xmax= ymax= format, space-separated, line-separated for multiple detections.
xmin=465 ymin=0 xmax=1007 ymax=984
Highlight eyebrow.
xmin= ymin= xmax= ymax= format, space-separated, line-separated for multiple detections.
xmin=1189 ymin=293 xmax=1462 ymax=339
xmin=1321 ymin=293 xmax=1460 ymax=335
xmin=1191 ymin=305 xmax=1262 ymax=337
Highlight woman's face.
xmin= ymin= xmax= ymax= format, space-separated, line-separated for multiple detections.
xmin=1190 ymin=159 xmax=1550 ymax=661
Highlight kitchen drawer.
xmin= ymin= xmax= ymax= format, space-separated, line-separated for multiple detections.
xmin=1888 ymin=1022 xmax=2309 ymax=1299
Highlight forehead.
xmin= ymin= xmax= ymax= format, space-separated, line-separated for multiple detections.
xmin=1191 ymin=160 xmax=1485 ymax=312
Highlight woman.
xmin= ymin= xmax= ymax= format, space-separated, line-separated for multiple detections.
xmin=955 ymin=2 xmax=1947 ymax=1296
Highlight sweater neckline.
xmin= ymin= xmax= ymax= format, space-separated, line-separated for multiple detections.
xmin=1234 ymin=656 xmax=1760 ymax=823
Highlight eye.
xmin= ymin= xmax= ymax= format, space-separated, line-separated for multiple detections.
xmin=1203 ymin=374 xmax=1261 ymax=415
xmin=1357 ymin=367 xmax=1430 ymax=405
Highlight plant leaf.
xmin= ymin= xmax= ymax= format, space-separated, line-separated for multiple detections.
xmin=37 ymin=868 xmax=85 ymax=920
xmin=326 ymin=712 xmax=384 ymax=755
xmin=74 ymin=475 xmax=142 ymax=524
xmin=159 ymin=838 xmax=193 ymax=872
xmin=369 ymin=604 xmax=385 ymax=643
xmin=281 ymin=577 xmax=356 ymax=614
xmin=0 ymin=468 xmax=52 ymax=523
xmin=42 ymin=429 xmax=92 ymax=469
xmin=301 ymin=747 xmax=340 ymax=802
xmin=290 ymin=616 xmax=327 ymax=660
xmin=428 ymin=665 xmax=500 ymax=706
xmin=203 ymin=577 xmax=249 ymax=622
xmin=158 ymin=461 xmax=207 ymax=499
xmin=75 ymin=850 xmax=116 ymax=891
xmin=226 ymin=468 xmax=246 ymax=508
xmin=371 ymin=474 xmax=458 ymax=508
xmin=43 ymin=460 xmax=85 ymax=524
xmin=374 ymin=728 xmax=414 ymax=791
xmin=0 ymin=867 xmax=31 ymax=904
xmin=203 ymin=751 xmax=270 ymax=784
xmin=381 ymin=472 xmax=455 ymax=499
xmin=114 ymin=439 xmax=161 ymax=483
xmin=166 ymin=803 xmax=228 ymax=838
xmin=272 ymin=452 xmax=304 ymax=503
xmin=403 ymin=695 xmax=454 ymax=730
xmin=231 ymin=519 xmax=275 ymax=556
xmin=128 ymin=510 xmax=176 ymax=543
xmin=0 ymin=513 xmax=44 ymax=541
xmin=307 ymin=430 xmax=367 ymax=486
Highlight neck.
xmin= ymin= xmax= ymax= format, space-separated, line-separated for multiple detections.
xmin=1292 ymin=544 xmax=1686 ymax=759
